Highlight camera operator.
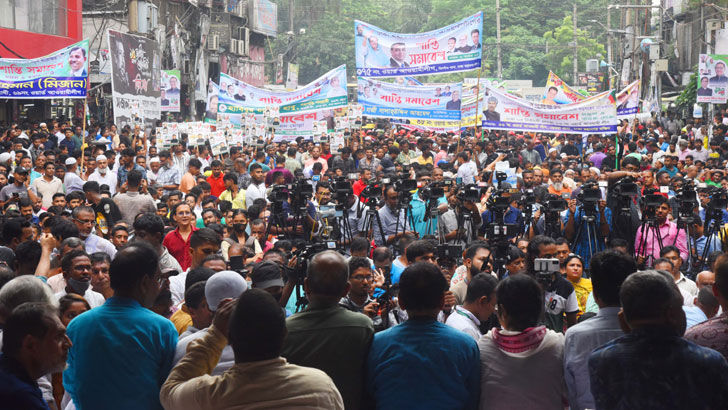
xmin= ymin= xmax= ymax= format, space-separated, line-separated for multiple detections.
xmin=410 ymin=170 xmax=448 ymax=237
xmin=634 ymin=194 xmax=688 ymax=267
xmin=605 ymin=157 xmax=642 ymax=247
xmin=371 ymin=185 xmax=415 ymax=247
xmin=525 ymin=235 xmax=579 ymax=333
xmin=438 ymin=185 xmax=482 ymax=245
xmin=479 ymin=184 xmax=523 ymax=240
xmin=564 ymin=182 xmax=611 ymax=268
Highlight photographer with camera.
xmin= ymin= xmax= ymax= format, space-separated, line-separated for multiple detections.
xmin=634 ymin=194 xmax=688 ymax=268
xmin=525 ymin=235 xmax=579 ymax=333
xmin=370 ymin=185 xmax=415 ymax=247
xmin=439 ymin=185 xmax=482 ymax=246
xmin=564 ymin=181 xmax=611 ymax=268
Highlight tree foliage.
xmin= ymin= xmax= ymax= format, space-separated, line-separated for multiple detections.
xmin=543 ymin=15 xmax=606 ymax=84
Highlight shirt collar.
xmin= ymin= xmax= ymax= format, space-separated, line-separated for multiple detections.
xmin=455 ymin=305 xmax=480 ymax=326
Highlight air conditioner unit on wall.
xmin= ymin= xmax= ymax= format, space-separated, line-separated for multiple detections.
xmin=208 ymin=34 xmax=219 ymax=51
xmin=230 ymin=39 xmax=238 ymax=55
xmin=707 ymin=20 xmax=721 ymax=32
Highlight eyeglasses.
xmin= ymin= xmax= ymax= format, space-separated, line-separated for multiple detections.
xmin=74 ymin=218 xmax=94 ymax=225
xmin=351 ymin=275 xmax=373 ymax=282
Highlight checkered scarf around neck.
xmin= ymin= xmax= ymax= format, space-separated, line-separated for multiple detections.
xmin=490 ymin=325 xmax=548 ymax=354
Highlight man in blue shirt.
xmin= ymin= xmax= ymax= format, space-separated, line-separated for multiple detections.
xmin=64 ymin=242 xmax=178 ymax=410
xmin=366 ymin=262 xmax=480 ymax=410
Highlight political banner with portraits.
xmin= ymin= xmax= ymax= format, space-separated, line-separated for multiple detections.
xmin=355 ymin=12 xmax=482 ymax=77
xmin=543 ymin=71 xmax=587 ymax=105
xmin=482 ymin=87 xmax=617 ymax=134
xmin=108 ymin=30 xmax=161 ymax=131
xmin=217 ymin=64 xmax=348 ymax=116
xmin=697 ymin=54 xmax=728 ymax=104
xmin=357 ymin=78 xmax=463 ymax=121
xmin=616 ymin=81 xmax=640 ymax=119
xmin=204 ymin=80 xmax=219 ymax=124
xmin=460 ymin=79 xmax=506 ymax=124
xmin=161 ymin=70 xmax=181 ymax=112
xmin=0 ymin=39 xmax=89 ymax=99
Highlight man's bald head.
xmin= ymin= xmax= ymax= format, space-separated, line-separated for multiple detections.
xmin=697 ymin=271 xmax=715 ymax=290
xmin=305 ymin=251 xmax=350 ymax=300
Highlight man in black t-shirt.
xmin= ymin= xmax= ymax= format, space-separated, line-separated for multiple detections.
xmin=83 ymin=181 xmax=122 ymax=238
xmin=560 ymin=137 xmax=580 ymax=160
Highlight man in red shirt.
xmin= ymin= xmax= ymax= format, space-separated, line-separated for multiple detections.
xmin=320 ymin=141 xmax=333 ymax=162
xmin=353 ymin=168 xmax=371 ymax=199
xmin=207 ymin=159 xmax=225 ymax=197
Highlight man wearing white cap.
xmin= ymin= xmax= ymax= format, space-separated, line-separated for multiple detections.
xmin=172 ymin=270 xmax=248 ymax=375
xmin=147 ymin=157 xmax=161 ymax=186
xmin=88 ymin=155 xmax=118 ymax=195
xmin=63 ymin=157 xmax=85 ymax=193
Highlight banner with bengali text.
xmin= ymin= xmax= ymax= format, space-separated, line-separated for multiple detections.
xmin=355 ymin=12 xmax=482 ymax=77
xmin=0 ymin=40 xmax=89 ymax=99
xmin=357 ymin=78 xmax=463 ymax=121
xmin=482 ymin=87 xmax=617 ymax=134
xmin=218 ymin=64 xmax=348 ymax=116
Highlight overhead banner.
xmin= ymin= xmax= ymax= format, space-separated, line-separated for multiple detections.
xmin=543 ymin=71 xmax=587 ymax=105
xmin=161 ymin=70 xmax=181 ymax=112
xmin=697 ymin=54 xmax=728 ymax=104
xmin=217 ymin=64 xmax=348 ymax=115
xmin=482 ymin=87 xmax=618 ymax=134
xmin=357 ymin=78 xmax=463 ymax=121
xmin=0 ymin=40 xmax=89 ymax=99
xmin=355 ymin=12 xmax=482 ymax=77
xmin=108 ymin=30 xmax=161 ymax=131
xmin=616 ymin=80 xmax=640 ymax=119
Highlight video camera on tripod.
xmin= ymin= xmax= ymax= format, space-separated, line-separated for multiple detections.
xmin=641 ymin=188 xmax=665 ymax=220
xmin=610 ymin=176 xmax=640 ymax=213
xmin=576 ymin=181 xmax=602 ymax=220
xmin=534 ymin=258 xmax=560 ymax=284
xmin=331 ymin=177 xmax=354 ymax=204
xmin=674 ymin=182 xmax=699 ymax=224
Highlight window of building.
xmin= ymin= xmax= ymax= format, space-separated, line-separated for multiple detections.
xmin=0 ymin=0 xmax=67 ymax=36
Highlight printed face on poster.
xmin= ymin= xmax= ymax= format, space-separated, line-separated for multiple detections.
xmin=698 ymin=54 xmax=728 ymax=104
xmin=161 ymin=70 xmax=181 ymax=112
xmin=355 ymin=12 xmax=482 ymax=77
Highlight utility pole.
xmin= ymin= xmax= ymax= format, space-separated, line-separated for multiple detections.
xmin=606 ymin=10 xmax=613 ymax=89
xmin=289 ymin=0 xmax=294 ymax=33
xmin=496 ymin=0 xmax=502 ymax=78
xmin=573 ymin=3 xmax=578 ymax=82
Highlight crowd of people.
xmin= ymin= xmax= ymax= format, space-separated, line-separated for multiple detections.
xmin=1 ymin=110 xmax=728 ymax=409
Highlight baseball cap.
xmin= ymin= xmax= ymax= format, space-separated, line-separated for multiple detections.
xmin=250 ymin=261 xmax=285 ymax=289
xmin=205 ymin=270 xmax=248 ymax=311
xmin=14 ymin=167 xmax=29 ymax=174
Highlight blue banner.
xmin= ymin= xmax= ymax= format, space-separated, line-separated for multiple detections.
xmin=355 ymin=12 xmax=482 ymax=77
xmin=358 ymin=78 xmax=462 ymax=121
xmin=0 ymin=40 xmax=89 ymax=99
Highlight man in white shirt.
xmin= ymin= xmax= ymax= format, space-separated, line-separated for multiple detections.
xmin=456 ymin=152 xmax=478 ymax=184
xmin=445 ymin=274 xmax=497 ymax=341
xmin=245 ymin=163 xmax=267 ymax=208
xmin=564 ymin=250 xmax=637 ymax=410
xmin=54 ymin=249 xmax=105 ymax=308
xmin=31 ymin=161 xmax=64 ymax=209
xmin=87 ymin=155 xmax=118 ymax=195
